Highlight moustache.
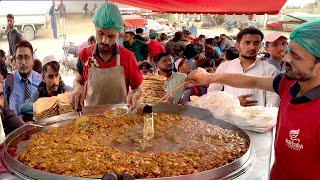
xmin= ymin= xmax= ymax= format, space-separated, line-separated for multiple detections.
xmin=285 ymin=62 xmax=291 ymax=68
xmin=99 ymin=43 xmax=110 ymax=47
xmin=51 ymin=84 xmax=59 ymax=89
xmin=247 ymin=50 xmax=257 ymax=53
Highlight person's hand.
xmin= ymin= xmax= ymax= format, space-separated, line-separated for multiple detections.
xmin=127 ymin=91 xmax=138 ymax=108
xmin=186 ymin=67 xmax=213 ymax=85
xmin=238 ymin=94 xmax=258 ymax=107
xmin=72 ymin=85 xmax=85 ymax=110
xmin=198 ymin=52 xmax=206 ymax=60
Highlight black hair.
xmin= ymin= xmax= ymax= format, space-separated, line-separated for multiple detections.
xmin=138 ymin=61 xmax=153 ymax=70
xmin=196 ymin=58 xmax=215 ymax=68
xmin=205 ymin=38 xmax=215 ymax=46
xmin=43 ymin=61 xmax=60 ymax=74
xmin=88 ymin=35 xmax=96 ymax=43
xmin=125 ymin=31 xmax=135 ymax=37
xmin=0 ymin=49 xmax=5 ymax=61
xmin=199 ymin=34 xmax=206 ymax=39
xmin=136 ymin=28 xmax=144 ymax=34
xmin=160 ymin=33 xmax=168 ymax=41
xmin=172 ymin=31 xmax=183 ymax=42
xmin=15 ymin=40 xmax=33 ymax=55
xmin=33 ymin=59 xmax=43 ymax=74
xmin=0 ymin=59 xmax=8 ymax=79
xmin=225 ymin=47 xmax=240 ymax=60
xmin=7 ymin=14 xmax=14 ymax=19
xmin=153 ymin=52 xmax=171 ymax=63
xmin=220 ymin=34 xmax=226 ymax=37
xmin=183 ymin=44 xmax=203 ymax=58
xmin=236 ymin=27 xmax=264 ymax=43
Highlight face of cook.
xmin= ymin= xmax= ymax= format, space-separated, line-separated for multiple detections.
xmin=0 ymin=82 xmax=4 ymax=114
xmin=43 ymin=64 xmax=60 ymax=94
xmin=236 ymin=34 xmax=262 ymax=60
xmin=7 ymin=17 xmax=14 ymax=30
xmin=283 ymin=40 xmax=320 ymax=81
xmin=265 ymin=37 xmax=288 ymax=60
xmin=179 ymin=59 xmax=191 ymax=74
xmin=15 ymin=47 xmax=34 ymax=78
xmin=96 ymin=27 xmax=119 ymax=52
xmin=157 ymin=55 xmax=173 ymax=72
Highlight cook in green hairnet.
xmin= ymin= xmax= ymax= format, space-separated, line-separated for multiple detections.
xmin=72 ymin=3 xmax=143 ymax=110
xmin=185 ymin=20 xmax=320 ymax=179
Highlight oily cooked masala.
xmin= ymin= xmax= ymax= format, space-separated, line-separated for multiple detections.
xmin=18 ymin=113 xmax=248 ymax=178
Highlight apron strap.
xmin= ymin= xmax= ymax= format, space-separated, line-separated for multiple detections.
xmin=116 ymin=54 xmax=120 ymax=66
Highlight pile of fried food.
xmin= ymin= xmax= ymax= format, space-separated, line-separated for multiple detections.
xmin=33 ymin=92 xmax=73 ymax=121
xmin=140 ymin=75 xmax=167 ymax=103
xmin=18 ymin=113 xmax=248 ymax=178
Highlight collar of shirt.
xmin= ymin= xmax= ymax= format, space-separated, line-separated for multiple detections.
xmin=157 ymin=71 xmax=173 ymax=80
xmin=236 ymin=58 xmax=259 ymax=72
xmin=92 ymin=43 xmax=120 ymax=62
xmin=14 ymin=70 xmax=35 ymax=84
xmin=289 ymin=81 xmax=320 ymax=104
xmin=266 ymin=57 xmax=282 ymax=71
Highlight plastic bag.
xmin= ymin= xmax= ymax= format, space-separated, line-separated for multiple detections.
xmin=228 ymin=106 xmax=278 ymax=133
xmin=191 ymin=91 xmax=240 ymax=120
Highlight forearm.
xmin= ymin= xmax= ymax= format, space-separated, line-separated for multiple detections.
xmin=74 ymin=72 xmax=85 ymax=88
xmin=131 ymin=86 xmax=142 ymax=99
xmin=209 ymin=73 xmax=275 ymax=92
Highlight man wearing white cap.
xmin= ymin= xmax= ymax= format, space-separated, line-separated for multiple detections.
xmin=265 ymin=31 xmax=288 ymax=72
xmin=19 ymin=55 xmax=70 ymax=119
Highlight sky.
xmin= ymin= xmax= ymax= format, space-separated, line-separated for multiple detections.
xmin=284 ymin=0 xmax=317 ymax=7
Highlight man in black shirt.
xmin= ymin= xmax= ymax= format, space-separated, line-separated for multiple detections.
xmin=6 ymin=14 xmax=22 ymax=58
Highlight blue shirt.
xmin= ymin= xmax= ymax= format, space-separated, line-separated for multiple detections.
xmin=189 ymin=26 xmax=197 ymax=37
xmin=4 ymin=70 xmax=42 ymax=115
xmin=266 ymin=58 xmax=284 ymax=74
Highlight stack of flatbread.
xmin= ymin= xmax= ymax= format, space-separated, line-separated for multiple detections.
xmin=33 ymin=96 xmax=59 ymax=121
xmin=140 ymin=75 xmax=167 ymax=103
xmin=57 ymin=92 xmax=73 ymax=114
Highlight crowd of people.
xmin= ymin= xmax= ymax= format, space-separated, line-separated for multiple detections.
xmin=0 ymin=2 xmax=319 ymax=179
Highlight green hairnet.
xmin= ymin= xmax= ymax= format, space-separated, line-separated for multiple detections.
xmin=92 ymin=3 xmax=123 ymax=31
xmin=149 ymin=33 xmax=159 ymax=39
xmin=290 ymin=20 xmax=320 ymax=58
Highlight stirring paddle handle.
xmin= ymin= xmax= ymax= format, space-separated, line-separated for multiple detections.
xmin=156 ymin=81 xmax=187 ymax=103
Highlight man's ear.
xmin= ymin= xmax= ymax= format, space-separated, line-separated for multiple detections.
xmin=235 ymin=42 xmax=240 ymax=50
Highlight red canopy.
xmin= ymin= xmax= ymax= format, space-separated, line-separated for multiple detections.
xmin=123 ymin=19 xmax=148 ymax=30
xmin=113 ymin=0 xmax=287 ymax=15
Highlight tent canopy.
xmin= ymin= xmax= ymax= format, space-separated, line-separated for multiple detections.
xmin=113 ymin=0 xmax=287 ymax=15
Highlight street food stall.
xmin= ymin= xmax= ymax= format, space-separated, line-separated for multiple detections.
xmin=0 ymin=0 xmax=287 ymax=179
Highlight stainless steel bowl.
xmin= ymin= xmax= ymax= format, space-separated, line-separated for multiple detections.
xmin=104 ymin=103 xmax=131 ymax=118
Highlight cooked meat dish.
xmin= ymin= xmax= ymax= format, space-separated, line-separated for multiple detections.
xmin=18 ymin=113 xmax=248 ymax=178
